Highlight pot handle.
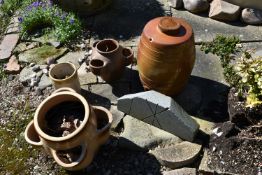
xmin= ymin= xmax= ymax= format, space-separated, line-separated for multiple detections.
xmin=122 ymin=47 xmax=134 ymax=66
xmin=24 ymin=120 xmax=43 ymax=147
xmin=52 ymin=87 xmax=76 ymax=94
xmin=50 ymin=144 xmax=87 ymax=169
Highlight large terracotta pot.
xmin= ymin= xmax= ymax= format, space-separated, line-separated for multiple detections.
xmin=50 ymin=106 xmax=113 ymax=171
xmin=25 ymin=88 xmax=97 ymax=150
xmin=49 ymin=62 xmax=81 ymax=93
xmin=88 ymin=39 xmax=134 ymax=82
xmin=137 ymin=17 xmax=196 ymax=96
xmin=56 ymin=0 xmax=112 ymax=16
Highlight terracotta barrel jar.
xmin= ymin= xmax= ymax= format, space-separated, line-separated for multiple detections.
xmin=137 ymin=16 xmax=196 ymax=96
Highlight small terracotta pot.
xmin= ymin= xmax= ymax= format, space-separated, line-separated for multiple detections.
xmin=50 ymin=106 xmax=112 ymax=171
xmin=25 ymin=88 xmax=97 ymax=150
xmin=88 ymin=39 xmax=134 ymax=82
xmin=49 ymin=62 xmax=81 ymax=93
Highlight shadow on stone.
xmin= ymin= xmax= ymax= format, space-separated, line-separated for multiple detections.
xmin=110 ymin=67 xmax=144 ymax=97
xmin=66 ymin=136 xmax=162 ymax=175
xmin=175 ymin=75 xmax=230 ymax=123
xmin=81 ymin=88 xmax=111 ymax=109
xmin=89 ymin=0 xmax=166 ymax=40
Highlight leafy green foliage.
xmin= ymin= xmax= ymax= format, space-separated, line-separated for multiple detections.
xmin=0 ymin=0 xmax=33 ymax=16
xmin=201 ymin=35 xmax=241 ymax=86
xmin=19 ymin=0 xmax=82 ymax=43
xmin=234 ymin=51 xmax=262 ymax=107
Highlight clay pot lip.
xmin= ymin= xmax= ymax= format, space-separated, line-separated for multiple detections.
xmin=49 ymin=62 xmax=77 ymax=82
xmin=25 ymin=120 xmax=43 ymax=146
xmin=89 ymin=59 xmax=105 ymax=68
xmin=93 ymin=106 xmax=113 ymax=129
xmin=33 ymin=91 xmax=90 ymax=142
xmin=96 ymin=39 xmax=120 ymax=54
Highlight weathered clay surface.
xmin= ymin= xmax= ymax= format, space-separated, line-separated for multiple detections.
xmin=150 ymin=141 xmax=202 ymax=168
xmin=4 ymin=56 xmax=20 ymax=74
xmin=183 ymin=0 xmax=209 ymax=13
xmin=209 ymin=0 xmax=241 ymax=21
xmin=0 ymin=34 xmax=19 ymax=61
xmin=117 ymin=90 xmax=199 ymax=141
xmin=163 ymin=168 xmax=197 ymax=175
xmin=241 ymin=8 xmax=262 ymax=25
xmin=119 ymin=115 xmax=182 ymax=150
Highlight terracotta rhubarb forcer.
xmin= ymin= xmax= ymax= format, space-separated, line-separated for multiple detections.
xmin=88 ymin=39 xmax=134 ymax=82
xmin=137 ymin=16 xmax=196 ymax=96
xmin=24 ymin=88 xmax=113 ymax=171
xmin=50 ymin=106 xmax=113 ymax=171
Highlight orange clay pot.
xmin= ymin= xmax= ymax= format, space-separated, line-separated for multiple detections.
xmin=88 ymin=39 xmax=134 ymax=82
xmin=25 ymin=88 xmax=97 ymax=151
xmin=137 ymin=16 xmax=196 ymax=96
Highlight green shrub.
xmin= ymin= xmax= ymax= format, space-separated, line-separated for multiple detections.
xmin=19 ymin=0 xmax=82 ymax=43
xmin=0 ymin=0 xmax=33 ymax=16
xmin=234 ymin=51 xmax=262 ymax=107
xmin=201 ymin=35 xmax=241 ymax=86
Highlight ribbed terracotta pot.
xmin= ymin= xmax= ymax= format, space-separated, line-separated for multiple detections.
xmin=25 ymin=88 xmax=97 ymax=151
xmin=49 ymin=62 xmax=81 ymax=93
xmin=88 ymin=39 xmax=134 ymax=82
xmin=137 ymin=16 xmax=196 ymax=96
xmin=50 ymin=106 xmax=113 ymax=171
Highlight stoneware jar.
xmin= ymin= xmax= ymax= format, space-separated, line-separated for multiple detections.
xmin=137 ymin=16 xmax=196 ymax=96
xmin=24 ymin=88 xmax=97 ymax=151
xmin=88 ymin=39 xmax=134 ymax=82
xmin=57 ymin=0 xmax=112 ymax=16
xmin=49 ymin=62 xmax=81 ymax=93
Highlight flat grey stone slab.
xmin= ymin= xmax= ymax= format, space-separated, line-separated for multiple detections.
xmin=192 ymin=46 xmax=227 ymax=85
xmin=90 ymin=83 xmax=130 ymax=104
xmin=78 ymin=62 xmax=97 ymax=85
xmin=171 ymin=9 xmax=262 ymax=42
xmin=119 ymin=115 xmax=182 ymax=150
xmin=5 ymin=16 xmax=19 ymax=34
xmin=150 ymin=141 xmax=202 ymax=169
xmin=57 ymin=51 xmax=85 ymax=69
xmin=0 ymin=34 xmax=19 ymax=61
xmin=38 ymin=74 xmax=52 ymax=90
xmin=117 ymin=90 xmax=200 ymax=141
xmin=163 ymin=168 xmax=197 ymax=175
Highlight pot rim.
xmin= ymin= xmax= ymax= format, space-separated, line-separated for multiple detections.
xmin=33 ymin=91 xmax=90 ymax=142
xmin=96 ymin=39 xmax=119 ymax=54
xmin=49 ymin=62 xmax=77 ymax=82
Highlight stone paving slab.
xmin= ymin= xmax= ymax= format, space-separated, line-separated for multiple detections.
xmin=57 ymin=51 xmax=85 ymax=69
xmin=0 ymin=33 xmax=19 ymax=61
xmin=119 ymin=115 xmax=182 ymax=150
xmin=171 ymin=9 xmax=262 ymax=42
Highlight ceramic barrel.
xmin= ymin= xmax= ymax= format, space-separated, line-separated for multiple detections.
xmin=137 ymin=17 xmax=196 ymax=96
